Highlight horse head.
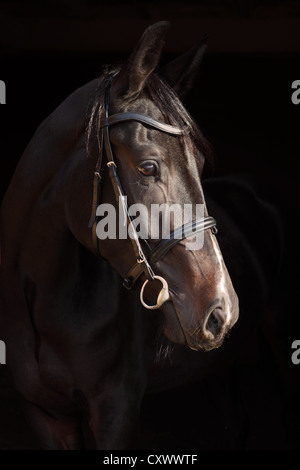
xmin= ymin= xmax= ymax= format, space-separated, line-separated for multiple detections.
xmin=90 ymin=22 xmax=239 ymax=352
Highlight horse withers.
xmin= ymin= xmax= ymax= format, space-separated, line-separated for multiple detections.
xmin=0 ymin=22 xmax=238 ymax=449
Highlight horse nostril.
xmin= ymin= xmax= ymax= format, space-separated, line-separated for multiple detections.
xmin=204 ymin=309 xmax=224 ymax=338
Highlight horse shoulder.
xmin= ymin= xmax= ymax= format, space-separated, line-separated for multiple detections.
xmin=0 ymin=79 xmax=99 ymax=279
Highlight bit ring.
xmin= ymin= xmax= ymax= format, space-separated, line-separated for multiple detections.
xmin=140 ymin=275 xmax=170 ymax=310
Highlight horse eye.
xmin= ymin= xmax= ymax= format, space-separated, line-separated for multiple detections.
xmin=137 ymin=162 xmax=158 ymax=177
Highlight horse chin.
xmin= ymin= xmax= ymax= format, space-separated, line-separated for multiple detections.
xmin=160 ymin=300 xmax=187 ymax=345
xmin=185 ymin=321 xmax=232 ymax=352
xmin=185 ymin=334 xmax=226 ymax=352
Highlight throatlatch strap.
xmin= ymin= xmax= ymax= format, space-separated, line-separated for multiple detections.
xmin=88 ymin=171 xmax=101 ymax=229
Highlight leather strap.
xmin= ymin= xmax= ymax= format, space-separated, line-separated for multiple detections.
xmin=150 ymin=216 xmax=217 ymax=264
xmin=100 ymin=113 xmax=187 ymax=135
xmin=123 ymin=216 xmax=217 ymax=290
xmin=102 ymin=85 xmax=155 ymax=282
xmin=88 ymin=171 xmax=101 ymax=229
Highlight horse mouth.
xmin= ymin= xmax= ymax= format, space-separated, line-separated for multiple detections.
xmin=160 ymin=293 xmax=234 ymax=352
xmin=184 ymin=333 xmax=227 ymax=352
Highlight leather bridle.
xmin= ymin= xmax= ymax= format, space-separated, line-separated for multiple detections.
xmin=89 ymin=77 xmax=217 ymax=309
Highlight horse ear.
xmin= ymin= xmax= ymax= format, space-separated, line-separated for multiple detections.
xmin=159 ymin=37 xmax=207 ymax=98
xmin=113 ymin=21 xmax=170 ymax=100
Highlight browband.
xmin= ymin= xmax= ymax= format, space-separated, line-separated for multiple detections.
xmin=100 ymin=112 xmax=187 ymax=135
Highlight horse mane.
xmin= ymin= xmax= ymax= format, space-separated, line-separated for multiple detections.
xmin=86 ymin=66 xmax=214 ymax=169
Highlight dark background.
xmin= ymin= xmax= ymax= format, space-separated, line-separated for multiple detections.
xmin=0 ymin=0 xmax=299 ymax=450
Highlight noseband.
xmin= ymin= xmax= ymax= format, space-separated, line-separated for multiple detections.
xmin=89 ymin=77 xmax=217 ymax=309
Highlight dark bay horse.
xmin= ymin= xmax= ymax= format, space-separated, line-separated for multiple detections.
xmin=1 ymin=21 xmax=290 ymax=450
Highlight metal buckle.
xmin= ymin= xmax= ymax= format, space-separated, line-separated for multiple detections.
xmin=123 ymin=277 xmax=133 ymax=290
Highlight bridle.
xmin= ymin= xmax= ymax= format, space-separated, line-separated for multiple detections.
xmin=89 ymin=77 xmax=217 ymax=310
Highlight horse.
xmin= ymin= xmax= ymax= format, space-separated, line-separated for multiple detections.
xmin=0 ymin=21 xmax=292 ymax=450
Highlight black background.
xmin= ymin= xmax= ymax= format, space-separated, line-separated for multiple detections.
xmin=0 ymin=0 xmax=299 ymax=451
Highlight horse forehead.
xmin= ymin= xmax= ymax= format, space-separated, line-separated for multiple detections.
xmin=109 ymin=96 xmax=167 ymax=146
xmin=109 ymin=120 xmax=168 ymax=154
xmin=112 ymin=95 xmax=163 ymax=118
